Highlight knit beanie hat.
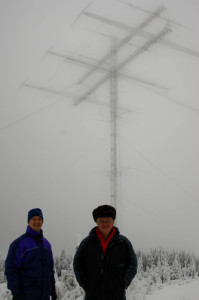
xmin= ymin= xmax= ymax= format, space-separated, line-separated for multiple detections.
xmin=92 ymin=205 xmax=116 ymax=222
xmin=28 ymin=208 xmax=43 ymax=223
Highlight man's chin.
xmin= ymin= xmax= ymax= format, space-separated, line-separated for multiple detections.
xmin=33 ymin=227 xmax=41 ymax=231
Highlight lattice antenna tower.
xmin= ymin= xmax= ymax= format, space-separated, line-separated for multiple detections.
xmin=23 ymin=4 xmax=196 ymax=226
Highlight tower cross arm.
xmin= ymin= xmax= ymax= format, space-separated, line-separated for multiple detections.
xmin=48 ymin=49 xmax=168 ymax=90
xmin=74 ymin=24 xmax=171 ymax=105
xmin=77 ymin=5 xmax=165 ymax=85
xmin=84 ymin=11 xmax=199 ymax=58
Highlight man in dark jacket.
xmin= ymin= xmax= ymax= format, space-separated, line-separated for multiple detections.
xmin=73 ymin=205 xmax=137 ymax=300
xmin=5 ymin=208 xmax=57 ymax=300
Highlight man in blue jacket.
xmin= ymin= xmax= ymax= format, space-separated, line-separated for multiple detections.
xmin=5 ymin=208 xmax=57 ymax=300
xmin=73 ymin=205 xmax=137 ymax=300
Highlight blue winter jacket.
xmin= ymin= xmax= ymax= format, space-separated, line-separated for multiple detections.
xmin=5 ymin=226 xmax=55 ymax=300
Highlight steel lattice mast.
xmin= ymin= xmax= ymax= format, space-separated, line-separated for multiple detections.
xmin=23 ymin=6 xmax=172 ymax=223
xmin=109 ymin=39 xmax=118 ymax=209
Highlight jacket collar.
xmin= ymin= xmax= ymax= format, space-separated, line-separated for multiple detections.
xmin=26 ymin=225 xmax=43 ymax=238
xmin=89 ymin=226 xmax=120 ymax=237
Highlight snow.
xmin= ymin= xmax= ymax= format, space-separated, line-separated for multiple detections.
xmin=0 ymin=283 xmax=11 ymax=300
xmin=1 ymin=279 xmax=199 ymax=300
xmin=145 ymin=279 xmax=199 ymax=300
xmin=1 ymin=249 xmax=199 ymax=300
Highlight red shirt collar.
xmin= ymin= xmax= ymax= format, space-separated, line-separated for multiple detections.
xmin=96 ymin=227 xmax=116 ymax=252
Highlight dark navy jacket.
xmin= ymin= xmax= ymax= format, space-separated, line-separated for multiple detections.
xmin=5 ymin=226 xmax=55 ymax=300
xmin=73 ymin=226 xmax=137 ymax=300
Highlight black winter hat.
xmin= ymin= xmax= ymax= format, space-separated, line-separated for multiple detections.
xmin=92 ymin=205 xmax=116 ymax=222
xmin=28 ymin=208 xmax=43 ymax=223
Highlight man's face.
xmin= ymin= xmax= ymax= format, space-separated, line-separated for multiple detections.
xmin=28 ymin=216 xmax=43 ymax=232
xmin=96 ymin=217 xmax=114 ymax=236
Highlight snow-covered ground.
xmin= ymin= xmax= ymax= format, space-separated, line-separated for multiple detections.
xmin=1 ymin=279 xmax=199 ymax=300
xmin=145 ymin=278 xmax=199 ymax=300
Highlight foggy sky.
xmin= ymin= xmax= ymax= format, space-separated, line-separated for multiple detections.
xmin=0 ymin=0 xmax=199 ymax=259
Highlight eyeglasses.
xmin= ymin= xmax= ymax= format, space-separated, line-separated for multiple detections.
xmin=97 ymin=219 xmax=113 ymax=224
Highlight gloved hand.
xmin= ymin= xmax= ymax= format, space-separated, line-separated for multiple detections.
xmin=13 ymin=294 xmax=23 ymax=300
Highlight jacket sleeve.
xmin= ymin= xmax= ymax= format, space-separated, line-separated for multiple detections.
xmin=5 ymin=242 xmax=23 ymax=295
xmin=49 ymin=248 xmax=56 ymax=290
xmin=124 ymin=238 xmax=137 ymax=289
xmin=73 ymin=240 xmax=87 ymax=289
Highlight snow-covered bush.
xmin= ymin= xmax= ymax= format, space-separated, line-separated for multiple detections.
xmin=136 ymin=248 xmax=199 ymax=283
xmin=54 ymin=250 xmax=84 ymax=300
xmin=0 ymin=256 xmax=6 ymax=283
xmin=0 ymin=283 xmax=11 ymax=300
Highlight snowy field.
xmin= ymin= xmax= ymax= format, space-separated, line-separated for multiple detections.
xmin=145 ymin=278 xmax=199 ymax=300
xmin=0 ymin=279 xmax=199 ymax=300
